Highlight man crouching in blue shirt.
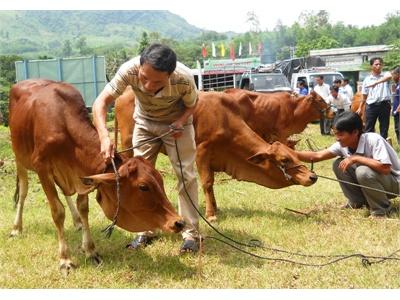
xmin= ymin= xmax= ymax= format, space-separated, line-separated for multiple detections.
xmin=296 ymin=111 xmax=400 ymax=218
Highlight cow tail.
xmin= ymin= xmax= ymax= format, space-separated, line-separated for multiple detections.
xmin=13 ymin=175 xmax=19 ymax=208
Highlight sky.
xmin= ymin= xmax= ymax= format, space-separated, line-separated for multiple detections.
xmin=2 ymin=0 xmax=398 ymax=33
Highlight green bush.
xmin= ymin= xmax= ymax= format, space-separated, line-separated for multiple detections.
xmin=0 ymin=89 xmax=9 ymax=126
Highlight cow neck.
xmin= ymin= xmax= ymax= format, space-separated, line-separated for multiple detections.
xmin=72 ymin=124 xmax=108 ymax=175
xmin=292 ymin=96 xmax=313 ymax=129
xmin=234 ymin=121 xmax=268 ymax=155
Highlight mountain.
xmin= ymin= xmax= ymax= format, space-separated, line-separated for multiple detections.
xmin=0 ymin=10 xmax=203 ymax=56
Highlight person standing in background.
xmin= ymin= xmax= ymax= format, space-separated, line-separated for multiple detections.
xmin=367 ymin=66 xmax=400 ymax=144
xmin=313 ymin=75 xmax=331 ymax=135
xmin=359 ymin=57 xmax=392 ymax=139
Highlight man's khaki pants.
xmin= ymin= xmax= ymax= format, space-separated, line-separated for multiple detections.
xmin=132 ymin=117 xmax=199 ymax=239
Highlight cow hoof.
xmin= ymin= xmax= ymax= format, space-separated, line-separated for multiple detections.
xmin=206 ymin=215 xmax=218 ymax=222
xmin=59 ymin=261 xmax=76 ymax=276
xmin=10 ymin=229 xmax=22 ymax=237
xmin=89 ymin=253 xmax=103 ymax=267
xmin=73 ymin=222 xmax=83 ymax=231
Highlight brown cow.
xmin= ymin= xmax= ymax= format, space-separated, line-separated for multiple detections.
xmin=350 ymin=92 xmax=366 ymax=124
xmin=224 ymin=88 xmax=334 ymax=144
xmin=114 ymin=89 xmax=317 ymax=221
xmin=8 ymin=79 xmax=184 ymax=273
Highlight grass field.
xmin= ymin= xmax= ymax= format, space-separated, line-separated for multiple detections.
xmin=1 ymin=123 xmax=400 ymax=289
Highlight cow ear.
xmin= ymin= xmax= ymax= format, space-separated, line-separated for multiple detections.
xmin=81 ymin=173 xmax=116 ymax=186
xmin=248 ymin=152 xmax=273 ymax=164
xmin=286 ymin=139 xmax=300 ymax=149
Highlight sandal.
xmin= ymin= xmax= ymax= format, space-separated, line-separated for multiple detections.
xmin=126 ymin=235 xmax=155 ymax=250
xmin=180 ymin=238 xmax=199 ymax=254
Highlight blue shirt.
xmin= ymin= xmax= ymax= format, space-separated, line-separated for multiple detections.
xmin=299 ymin=87 xmax=308 ymax=95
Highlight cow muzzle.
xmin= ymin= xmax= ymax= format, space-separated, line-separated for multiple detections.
xmin=169 ymin=219 xmax=185 ymax=233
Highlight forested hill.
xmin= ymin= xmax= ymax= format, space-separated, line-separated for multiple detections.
xmin=0 ymin=10 xmax=202 ymax=55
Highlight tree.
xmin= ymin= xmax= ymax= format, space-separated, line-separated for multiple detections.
xmin=75 ymin=36 xmax=91 ymax=56
xmin=0 ymin=55 xmax=22 ymax=126
xmin=104 ymin=48 xmax=129 ymax=79
xmin=137 ymin=31 xmax=150 ymax=55
xmin=295 ymin=36 xmax=339 ymax=57
xmin=246 ymin=11 xmax=261 ymax=32
xmin=384 ymin=39 xmax=400 ymax=70
xmin=62 ymin=40 xmax=72 ymax=57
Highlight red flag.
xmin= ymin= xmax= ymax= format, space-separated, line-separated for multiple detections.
xmin=201 ymin=44 xmax=207 ymax=58
xmin=230 ymin=44 xmax=235 ymax=61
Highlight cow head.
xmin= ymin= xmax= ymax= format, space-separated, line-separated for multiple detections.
xmin=306 ymin=90 xmax=335 ymax=120
xmin=82 ymin=157 xmax=185 ymax=233
xmin=248 ymin=141 xmax=317 ymax=187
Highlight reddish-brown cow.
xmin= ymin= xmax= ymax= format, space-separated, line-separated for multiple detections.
xmin=224 ymin=88 xmax=334 ymax=144
xmin=114 ymin=89 xmax=317 ymax=221
xmin=350 ymin=92 xmax=366 ymax=124
xmin=9 ymin=79 xmax=184 ymax=273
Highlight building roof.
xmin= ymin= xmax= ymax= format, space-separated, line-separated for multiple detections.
xmin=310 ymin=45 xmax=391 ymax=56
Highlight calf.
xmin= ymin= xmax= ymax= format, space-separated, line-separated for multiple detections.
xmin=9 ymin=79 xmax=184 ymax=274
xmin=114 ymin=89 xmax=317 ymax=221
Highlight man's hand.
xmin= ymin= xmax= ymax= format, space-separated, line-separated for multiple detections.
xmin=338 ymin=156 xmax=357 ymax=172
xmin=169 ymin=121 xmax=184 ymax=139
xmin=100 ymin=136 xmax=115 ymax=161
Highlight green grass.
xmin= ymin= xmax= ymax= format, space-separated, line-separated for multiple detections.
xmin=2 ymin=123 xmax=400 ymax=288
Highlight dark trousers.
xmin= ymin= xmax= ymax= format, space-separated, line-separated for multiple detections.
xmin=319 ymin=116 xmax=333 ymax=135
xmin=394 ymin=113 xmax=400 ymax=144
xmin=365 ymin=101 xmax=391 ymax=139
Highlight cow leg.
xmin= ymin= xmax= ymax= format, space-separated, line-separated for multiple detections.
xmin=10 ymin=162 xmax=28 ymax=237
xmin=37 ymin=172 xmax=75 ymax=274
xmin=196 ymin=148 xmax=218 ymax=222
xmin=76 ymin=194 xmax=102 ymax=266
xmin=65 ymin=195 xmax=83 ymax=231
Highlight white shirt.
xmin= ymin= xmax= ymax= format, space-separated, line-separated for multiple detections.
xmin=327 ymin=93 xmax=350 ymax=110
xmin=361 ymin=71 xmax=392 ymax=104
xmin=328 ymin=132 xmax=400 ymax=181
xmin=313 ymin=83 xmax=330 ymax=102
xmin=343 ymin=84 xmax=354 ymax=102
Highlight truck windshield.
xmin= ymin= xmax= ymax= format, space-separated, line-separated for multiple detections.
xmin=252 ymin=74 xmax=290 ymax=90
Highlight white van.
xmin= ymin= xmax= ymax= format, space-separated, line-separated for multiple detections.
xmin=291 ymin=67 xmax=344 ymax=94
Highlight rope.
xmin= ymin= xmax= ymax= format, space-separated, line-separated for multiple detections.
xmin=101 ymin=158 xmax=121 ymax=238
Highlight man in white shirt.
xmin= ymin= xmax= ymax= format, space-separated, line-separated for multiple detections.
xmin=343 ymin=78 xmax=354 ymax=104
xmin=313 ymin=75 xmax=331 ymax=135
xmin=359 ymin=57 xmax=392 ymax=139
xmin=296 ymin=112 xmax=400 ymax=218
xmin=328 ymin=86 xmax=350 ymax=117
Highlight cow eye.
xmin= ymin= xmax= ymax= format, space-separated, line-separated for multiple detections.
xmin=281 ymin=158 xmax=290 ymax=165
xmin=138 ymin=183 xmax=150 ymax=191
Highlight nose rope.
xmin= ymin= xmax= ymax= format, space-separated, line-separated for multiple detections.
xmin=278 ymin=165 xmax=292 ymax=181
xmin=102 ymin=158 xmax=121 ymax=238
